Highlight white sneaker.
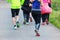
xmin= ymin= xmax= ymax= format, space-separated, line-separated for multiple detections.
xmin=14 ymin=27 xmax=17 ymax=30
xmin=26 ymin=22 xmax=29 ymax=25
xmin=13 ymin=25 xmax=17 ymax=30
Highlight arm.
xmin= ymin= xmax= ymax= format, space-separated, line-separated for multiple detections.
xmin=50 ymin=0 xmax=52 ymax=4
xmin=30 ymin=0 xmax=34 ymax=2
xmin=29 ymin=0 xmax=34 ymax=7
xmin=40 ymin=0 xmax=44 ymax=6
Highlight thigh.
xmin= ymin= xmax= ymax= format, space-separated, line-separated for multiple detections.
xmin=46 ymin=14 xmax=49 ymax=20
xmin=42 ymin=14 xmax=47 ymax=19
xmin=42 ymin=14 xmax=47 ymax=22
xmin=36 ymin=12 xmax=41 ymax=23
xmin=11 ymin=9 xmax=16 ymax=14
xmin=16 ymin=9 xmax=20 ymax=15
xmin=32 ymin=11 xmax=41 ymax=23
xmin=32 ymin=12 xmax=36 ymax=21
xmin=11 ymin=9 xmax=16 ymax=17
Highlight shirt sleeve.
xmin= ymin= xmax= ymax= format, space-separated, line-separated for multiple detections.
xmin=20 ymin=0 xmax=25 ymax=5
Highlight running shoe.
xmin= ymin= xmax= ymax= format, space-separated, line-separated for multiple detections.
xmin=35 ymin=30 xmax=40 ymax=37
xmin=16 ymin=21 xmax=20 ymax=28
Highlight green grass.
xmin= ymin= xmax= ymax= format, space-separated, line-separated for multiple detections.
xmin=50 ymin=10 xmax=60 ymax=29
xmin=49 ymin=0 xmax=60 ymax=29
xmin=52 ymin=0 xmax=60 ymax=10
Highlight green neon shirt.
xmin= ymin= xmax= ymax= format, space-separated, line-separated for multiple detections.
xmin=7 ymin=0 xmax=25 ymax=9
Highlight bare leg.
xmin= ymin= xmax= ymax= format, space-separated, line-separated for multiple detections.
xmin=12 ymin=17 xmax=16 ymax=25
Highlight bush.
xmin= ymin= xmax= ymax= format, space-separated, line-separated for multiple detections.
xmin=52 ymin=0 xmax=60 ymax=11
xmin=50 ymin=10 xmax=60 ymax=29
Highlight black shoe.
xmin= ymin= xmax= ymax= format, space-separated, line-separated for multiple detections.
xmin=46 ymin=22 xmax=49 ymax=25
xmin=23 ymin=21 xmax=26 ymax=24
xmin=16 ymin=21 xmax=20 ymax=28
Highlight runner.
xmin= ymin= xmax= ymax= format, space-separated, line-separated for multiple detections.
xmin=41 ymin=0 xmax=52 ymax=25
xmin=21 ymin=0 xmax=32 ymax=25
xmin=30 ymin=0 xmax=43 ymax=36
xmin=7 ymin=0 xmax=24 ymax=30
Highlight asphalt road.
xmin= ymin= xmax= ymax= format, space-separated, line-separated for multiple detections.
xmin=0 ymin=1 xmax=60 ymax=40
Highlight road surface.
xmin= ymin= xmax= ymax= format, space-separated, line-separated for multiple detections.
xmin=0 ymin=1 xmax=60 ymax=40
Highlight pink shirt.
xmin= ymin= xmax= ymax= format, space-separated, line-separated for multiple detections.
xmin=43 ymin=0 xmax=48 ymax=3
xmin=43 ymin=0 xmax=51 ymax=4
xmin=48 ymin=0 xmax=51 ymax=4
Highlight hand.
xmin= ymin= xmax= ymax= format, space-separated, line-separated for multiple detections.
xmin=38 ymin=0 xmax=41 ymax=2
xmin=29 ymin=3 xmax=32 ymax=7
xmin=41 ymin=3 xmax=44 ymax=6
xmin=30 ymin=0 xmax=34 ymax=2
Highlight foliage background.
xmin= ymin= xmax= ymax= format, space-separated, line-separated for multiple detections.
xmin=50 ymin=0 xmax=60 ymax=29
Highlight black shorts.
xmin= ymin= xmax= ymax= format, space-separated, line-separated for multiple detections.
xmin=11 ymin=9 xmax=20 ymax=17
